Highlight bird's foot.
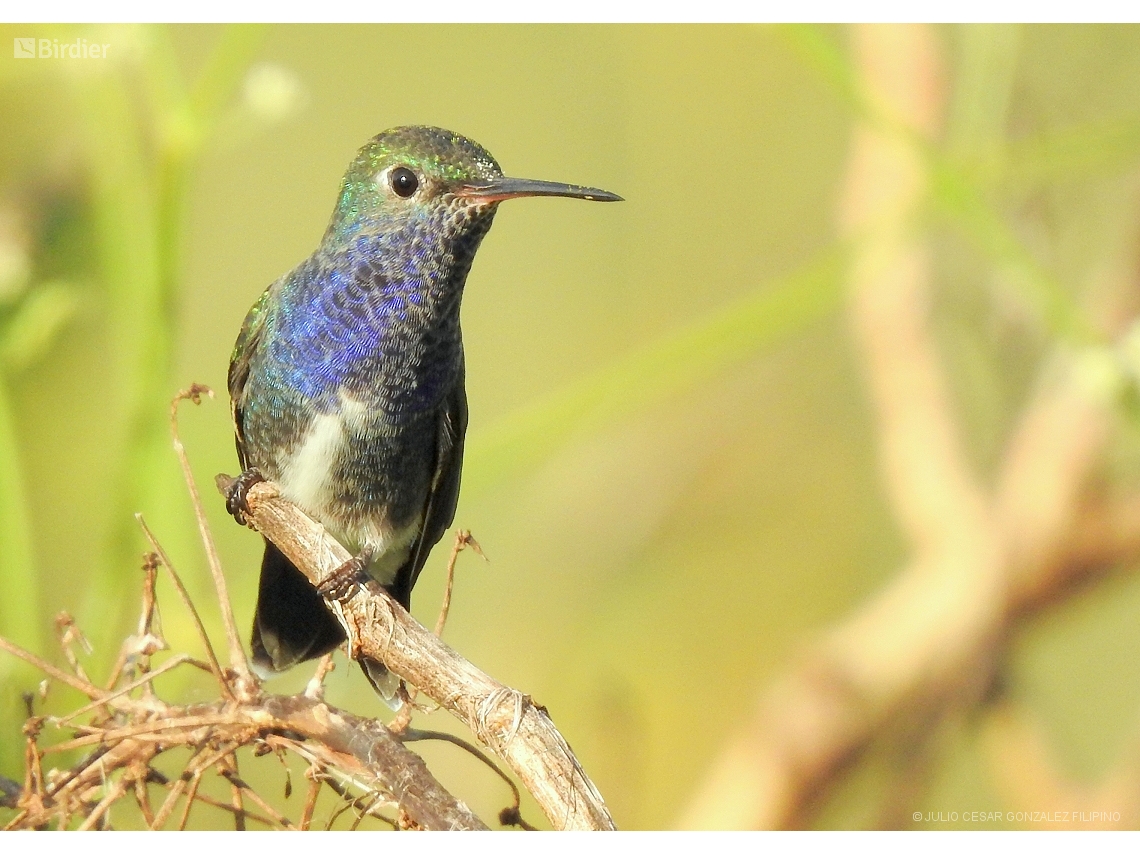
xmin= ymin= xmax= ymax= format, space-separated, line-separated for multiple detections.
xmin=224 ymin=467 xmax=266 ymax=526
xmin=318 ymin=548 xmax=374 ymax=602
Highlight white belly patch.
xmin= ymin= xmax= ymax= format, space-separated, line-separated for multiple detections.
xmin=279 ymin=412 xmax=343 ymax=514
xmin=276 ymin=405 xmax=420 ymax=587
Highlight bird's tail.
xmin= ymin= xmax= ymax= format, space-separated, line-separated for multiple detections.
xmin=250 ymin=539 xmax=404 ymax=708
xmin=360 ymin=659 xmax=401 ymax=706
xmin=250 ymin=539 xmax=345 ymax=677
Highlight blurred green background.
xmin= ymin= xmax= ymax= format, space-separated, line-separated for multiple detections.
xmin=2 ymin=23 xmax=1140 ymax=830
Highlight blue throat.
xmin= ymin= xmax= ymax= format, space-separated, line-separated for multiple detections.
xmin=262 ymin=212 xmax=490 ymax=417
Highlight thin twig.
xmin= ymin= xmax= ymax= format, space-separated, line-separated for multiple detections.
xmin=76 ymin=775 xmax=129 ymax=831
xmin=57 ymin=654 xmax=191 ymax=724
xmin=175 ymin=768 xmax=204 ymax=831
xmin=153 ymin=743 xmax=241 ymax=830
xmin=101 ymin=647 xmax=131 ymax=696
xmin=434 ymin=529 xmax=482 ymax=638
xmin=388 ymin=529 xmax=481 ymax=733
xmin=102 ymin=555 xmax=163 ymax=692
xmin=177 ymin=788 xmax=273 ymax=827
xmin=402 ymin=726 xmax=534 ymax=829
xmin=133 ymin=774 xmax=156 ymax=827
xmin=136 ymin=515 xmax=233 ymax=701
xmin=348 ymin=792 xmax=384 ymax=831
xmin=134 ymin=554 xmax=162 ymax=702
xmin=149 ymin=746 xmax=205 ymax=830
xmin=170 ymin=385 xmax=255 ymax=695
xmin=54 ymin=614 xmax=93 ymax=685
xmin=0 ymin=635 xmax=102 ymax=700
xmin=299 ymin=767 xmax=323 ymax=831
xmin=325 ymin=785 xmax=363 ymax=830
xmin=219 ymin=769 xmax=294 ymax=829
xmin=317 ymin=775 xmax=397 ymax=829
xmin=304 ymin=653 xmax=336 ymax=700
xmin=43 ymin=715 xmax=245 ymax=754
xmin=223 ymin=753 xmax=246 ymax=831
xmin=261 ymin=696 xmax=488 ymax=830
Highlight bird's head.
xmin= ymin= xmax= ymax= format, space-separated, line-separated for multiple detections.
xmin=324 ymin=125 xmax=621 ymax=246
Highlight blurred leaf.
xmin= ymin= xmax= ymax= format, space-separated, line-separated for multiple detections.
xmin=928 ymin=160 xmax=1091 ymax=343
xmin=778 ymin=25 xmax=861 ymax=112
xmin=0 ymin=280 xmax=80 ymax=373
xmin=946 ymin=24 xmax=1022 ymax=161
xmin=465 ymin=246 xmax=847 ymax=496
xmin=994 ymin=115 xmax=1140 ymax=191
xmin=0 ymin=241 xmax=31 ymax=308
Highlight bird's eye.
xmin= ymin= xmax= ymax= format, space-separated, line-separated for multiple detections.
xmin=389 ymin=166 xmax=419 ymax=198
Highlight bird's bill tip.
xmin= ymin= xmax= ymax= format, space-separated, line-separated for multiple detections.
xmin=457 ymin=176 xmax=623 ymax=203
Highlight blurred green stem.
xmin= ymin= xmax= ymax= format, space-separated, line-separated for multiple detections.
xmin=0 ymin=373 xmax=40 ymax=776
xmin=78 ymin=25 xmax=264 ymax=650
xmin=0 ymin=376 xmax=40 ymax=652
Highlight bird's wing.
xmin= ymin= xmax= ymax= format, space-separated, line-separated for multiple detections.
xmin=390 ymin=367 xmax=469 ymax=610
xmin=228 ymin=288 xmax=271 ymax=470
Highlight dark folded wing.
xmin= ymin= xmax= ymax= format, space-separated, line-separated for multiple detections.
xmin=389 ymin=370 xmax=468 ymax=610
xmin=228 ymin=289 xmax=271 ymax=470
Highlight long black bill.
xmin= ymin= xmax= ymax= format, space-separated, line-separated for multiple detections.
xmin=458 ymin=176 xmax=623 ymax=203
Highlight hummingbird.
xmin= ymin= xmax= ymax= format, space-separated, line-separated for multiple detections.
xmin=226 ymin=125 xmax=621 ymax=697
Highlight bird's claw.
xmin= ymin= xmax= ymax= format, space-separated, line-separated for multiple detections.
xmin=318 ymin=549 xmax=373 ymax=602
xmin=225 ymin=467 xmax=266 ymax=526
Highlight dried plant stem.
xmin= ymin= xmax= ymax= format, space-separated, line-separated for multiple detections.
xmin=1 ymin=626 xmax=487 ymax=830
xmin=223 ymin=754 xmax=246 ymax=831
xmin=58 ymin=655 xmax=192 ymax=724
xmin=0 ymin=635 xmax=101 ymax=700
xmin=218 ymin=768 xmax=293 ymax=829
xmin=299 ymin=768 xmax=323 ymax=831
xmin=136 ymin=515 xmax=231 ymax=699
xmin=170 ymin=385 xmax=256 ymax=696
xmin=434 ymin=530 xmax=481 ymax=637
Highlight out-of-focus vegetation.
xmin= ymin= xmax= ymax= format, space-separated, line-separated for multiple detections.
xmin=2 ymin=24 xmax=1140 ymax=830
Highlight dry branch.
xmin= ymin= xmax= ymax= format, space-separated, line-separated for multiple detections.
xmin=215 ymin=474 xmax=615 ymax=831
xmin=2 ymin=494 xmax=490 ymax=831
xmin=0 ymin=629 xmax=487 ymax=830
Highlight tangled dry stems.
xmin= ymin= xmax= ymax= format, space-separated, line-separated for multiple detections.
xmin=0 ymin=386 xmax=612 ymax=831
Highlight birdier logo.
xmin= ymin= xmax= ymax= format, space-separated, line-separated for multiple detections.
xmin=13 ymin=37 xmax=109 ymax=59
